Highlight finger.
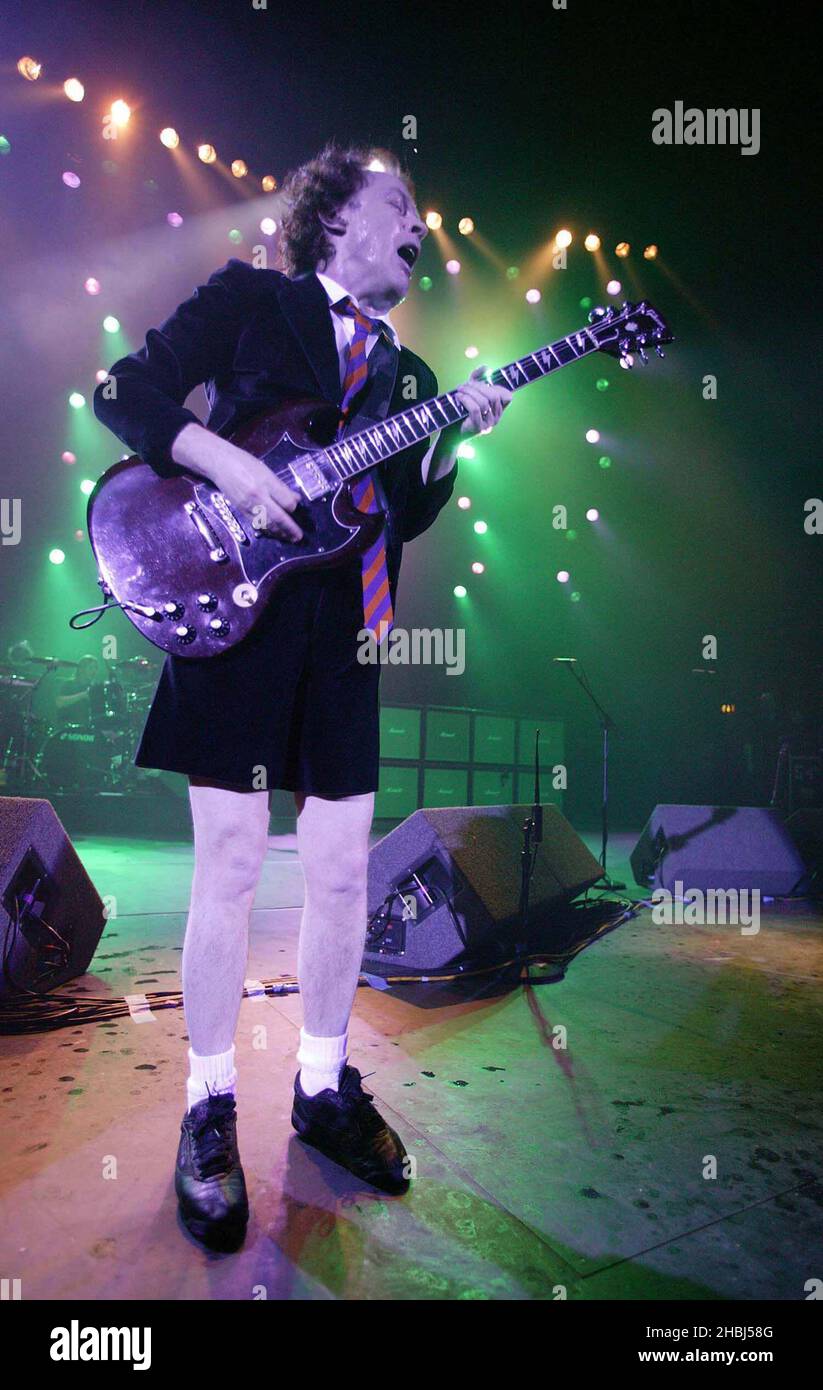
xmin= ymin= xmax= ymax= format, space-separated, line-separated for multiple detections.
xmin=269 ymin=478 xmax=302 ymax=512
xmin=254 ymin=498 xmax=303 ymax=541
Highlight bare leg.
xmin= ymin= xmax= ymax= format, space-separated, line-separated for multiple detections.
xmin=294 ymin=790 xmax=375 ymax=1037
xmin=182 ymin=778 xmax=271 ymax=1056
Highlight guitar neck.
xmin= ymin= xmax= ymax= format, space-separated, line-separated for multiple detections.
xmin=318 ymin=322 xmax=604 ymax=485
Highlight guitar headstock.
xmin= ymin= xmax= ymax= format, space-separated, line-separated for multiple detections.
xmin=588 ymin=300 xmax=673 ymax=368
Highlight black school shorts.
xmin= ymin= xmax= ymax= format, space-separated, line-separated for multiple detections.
xmin=133 ymin=557 xmax=382 ymax=795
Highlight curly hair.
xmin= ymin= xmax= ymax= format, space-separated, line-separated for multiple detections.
xmin=278 ymin=142 xmax=416 ymax=278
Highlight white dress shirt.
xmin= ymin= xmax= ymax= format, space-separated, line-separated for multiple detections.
xmin=315 ymin=271 xmax=440 ymax=482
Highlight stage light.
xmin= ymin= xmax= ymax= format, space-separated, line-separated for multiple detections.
xmin=619 ymin=354 xmax=634 ymax=370
xmin=506 ymin=266 xmax=519 ymax=279
xmin=570 ymin=591 xmax=581 ymax=602
xmin=596 ymin=377 xmax=609 ymax=391
xmin=643 ymin=244 xmax=659 ymax=259
xmin=17 ymin=57 xmax=42 ymax=81
xmin=445 ymin=259 xmax=461 ymax=274
xmin=49 ymin=548 xmax=65 ymax=565
xmin=525 ymin=288 xmax=541 ymax=303
xmin=95 ymin=369 xmax=108 ymax=384
xmin=584 ymin=233 xmax=601 ymax=252
xmin=457 ymin=496 xmax=471 ymax=509
xmin=473 ymin=520 xmax=488 ymax=535
xmin=465 ymin=346 xmax=478 ymax=359
xmin=103 ymin=316 xmax=120 ymax=333
xmin=721 ymin=703 xmax=736 ymax=714
xmin=62 ymin=171 xmax=81 ymax=188
xmin=167 ymin=212 xmax=183 ymax=227
xmin=366 ymin=156 xmax=387 ymax=172
xmin=68 ymin=392 xmax=86 ymax=409
xmin=228 ymin=229 xmax=242 ymax=243
xmin=80 ymin=479 xmax=95 ymax=496
xmin=598 ymin=455 xmax=612 ymax=469
xmin=456 ymin=442 xmax=475 ymax=460
xmin=471 ymin=561 xmax=485 ymax=574
xmin=75 ymin=530 xmax=84 ymax=541
xmin=198 ymin=143 xmax=217 ymax=164
xmin=231 ymin=159 xmax=248 ymax=178
xmin=606 ymin=279 xmax=621 ymax=295
xmin=586 ymin=429 xmax=600 ymax=443
xmin=586 ymin=508 xmax=599 ymax=521
xmin=419 ymin=276 xmax=432 ymax=291
xmin=565 ymin=529 xmax=577 ymax=541
xmin=458 ymin=217 xmax=475 ymax=235
xmin=110 ymin=100 xmax=131 ymax=128
xmin=555 ymin=228 xmax=573 ymax=248
xmin=160 ymin=127 xmax=179 ymax=149
xmin=62 ymin=451 xmax=76 ymax=465
xmin=425 ymin=211 xmax=442 ymax=230
xmin=556 ymin=570 xmax=570 ymax=583
xmin=64 ymin=78 xmax=84 ymax=102
xmin=262 ymin=174 xmax=277 ymax=192
xmin=84 ymin=277 xmax=101 ymax=295
xmin=260 ymin=217 xmax=277 ymax=235
xmin=0 ymin=137 xmax=10 ymax=156
xmin=615 ymin=242 xmax=630 ymax=257
xmin=453 ymin=584 xmax=467 ymax=597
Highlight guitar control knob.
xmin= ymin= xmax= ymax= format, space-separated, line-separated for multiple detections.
xmin=174 ymin=624 xmax=196 ymax=645
xmin=163 ymin=600 xmax=184 ymax=619
xmin=207 ymin=617 xmax=230 ymax=638
xmin=197 ymin=593 xmax=217 ymax=612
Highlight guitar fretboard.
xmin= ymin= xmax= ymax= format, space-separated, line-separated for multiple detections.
xmin=316 ymin=323 xmax=607 ymax=487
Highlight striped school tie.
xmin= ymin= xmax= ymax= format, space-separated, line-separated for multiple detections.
xmin=333 ymin=296 xmax=394 ymax=644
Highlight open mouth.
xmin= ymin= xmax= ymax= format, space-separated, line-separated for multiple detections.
xmin=396 ymin=243 xmax=418 ymax=271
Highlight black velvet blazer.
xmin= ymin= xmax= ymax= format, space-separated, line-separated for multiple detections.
xmin=92 ymin=259 xmax=457 ymax=601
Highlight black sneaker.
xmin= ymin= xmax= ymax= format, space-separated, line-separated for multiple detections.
xmin=291 ymin=1064 xmax=411 ymax=1195
xmin=175 ymin=1092 xmax=249 ymax=1250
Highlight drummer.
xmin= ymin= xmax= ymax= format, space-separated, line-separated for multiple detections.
xmin=55 ymin=655 xmax=103 ymax=724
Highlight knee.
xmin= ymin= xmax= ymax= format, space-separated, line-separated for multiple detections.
xmin=194 ymin=825 xmax=267 ymax=899
xmin=304 ymin=843 xmax=369 ymax=903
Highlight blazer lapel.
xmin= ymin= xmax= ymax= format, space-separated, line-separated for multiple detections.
xmin=276 ymin=272 xmax=342 ymax=406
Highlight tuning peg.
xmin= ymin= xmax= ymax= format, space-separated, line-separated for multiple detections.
xmin=655 ymin=345 xmax=665 ymax=358
xmin=638 ymin=347 xmax=648 ymax=364
xmin=588 ymin=305 xmax=608 ymax=323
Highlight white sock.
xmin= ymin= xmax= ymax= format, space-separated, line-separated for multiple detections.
xmin=297 ymin=1027 xmax=348 ymax=1097
xmin=186 ymin=1044 xmax=237 ymax=1112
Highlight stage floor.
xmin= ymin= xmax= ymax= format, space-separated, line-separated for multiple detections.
xmin=1 ymin=832 xmax=821 ymax=1302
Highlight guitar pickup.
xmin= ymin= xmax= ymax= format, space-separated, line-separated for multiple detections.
xmin=184 ymin=500 xmax=228 ymax=561
xmin=290 ymin=455 xmax=330 ymax=501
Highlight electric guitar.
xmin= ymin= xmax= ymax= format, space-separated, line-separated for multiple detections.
xmin=84 ymin=300 xmax=672 ymax=658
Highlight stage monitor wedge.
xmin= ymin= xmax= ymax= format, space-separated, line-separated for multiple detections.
xmin=0 ymin=797 xmax=107 ymax=997
xmin=630 ymin=804 xmax=806 ymax=896
xmin=365 ymin=803 xmax=603 ymax=972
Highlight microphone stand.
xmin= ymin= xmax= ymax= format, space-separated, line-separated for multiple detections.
xmin=556 ymin=660 xmax=625 ymax=891
xmin=517 ymin=729 xmax=543 ymax=967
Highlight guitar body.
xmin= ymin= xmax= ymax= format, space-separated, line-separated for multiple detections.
xmin=87 ymin=397 xmax=385 ymax=658
xmin=85 ymin=300 xmax=673 ymax=660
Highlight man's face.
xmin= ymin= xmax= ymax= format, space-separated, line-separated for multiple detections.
xmin=331 ymin=171 xmax=426 ymax=307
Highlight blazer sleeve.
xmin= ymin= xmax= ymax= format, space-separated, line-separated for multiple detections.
xmin=400 ymin=366 xmax=459 ymax=542
xmin=92 ymin=258 xmax=262 ymax=478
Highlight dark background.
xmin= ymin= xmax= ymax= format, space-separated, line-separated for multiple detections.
xmin=1 ymin=0 xmax=819 ymax=827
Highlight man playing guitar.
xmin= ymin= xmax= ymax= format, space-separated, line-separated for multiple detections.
xmin=93 ymin=143 xmax=512 ymax=1250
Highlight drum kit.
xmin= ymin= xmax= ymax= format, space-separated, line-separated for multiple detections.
xmin=0 ymin=653 xmax=157 ymax=794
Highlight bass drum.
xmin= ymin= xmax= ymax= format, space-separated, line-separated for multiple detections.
xmin=38 ymin=724 xmax=112 ymax=790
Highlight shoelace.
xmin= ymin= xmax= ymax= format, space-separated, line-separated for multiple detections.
xmin=189 ymin=1094 xmax=236 ymax=1180
xmin=339 ymin=1067 xmax=384 ymax=1135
